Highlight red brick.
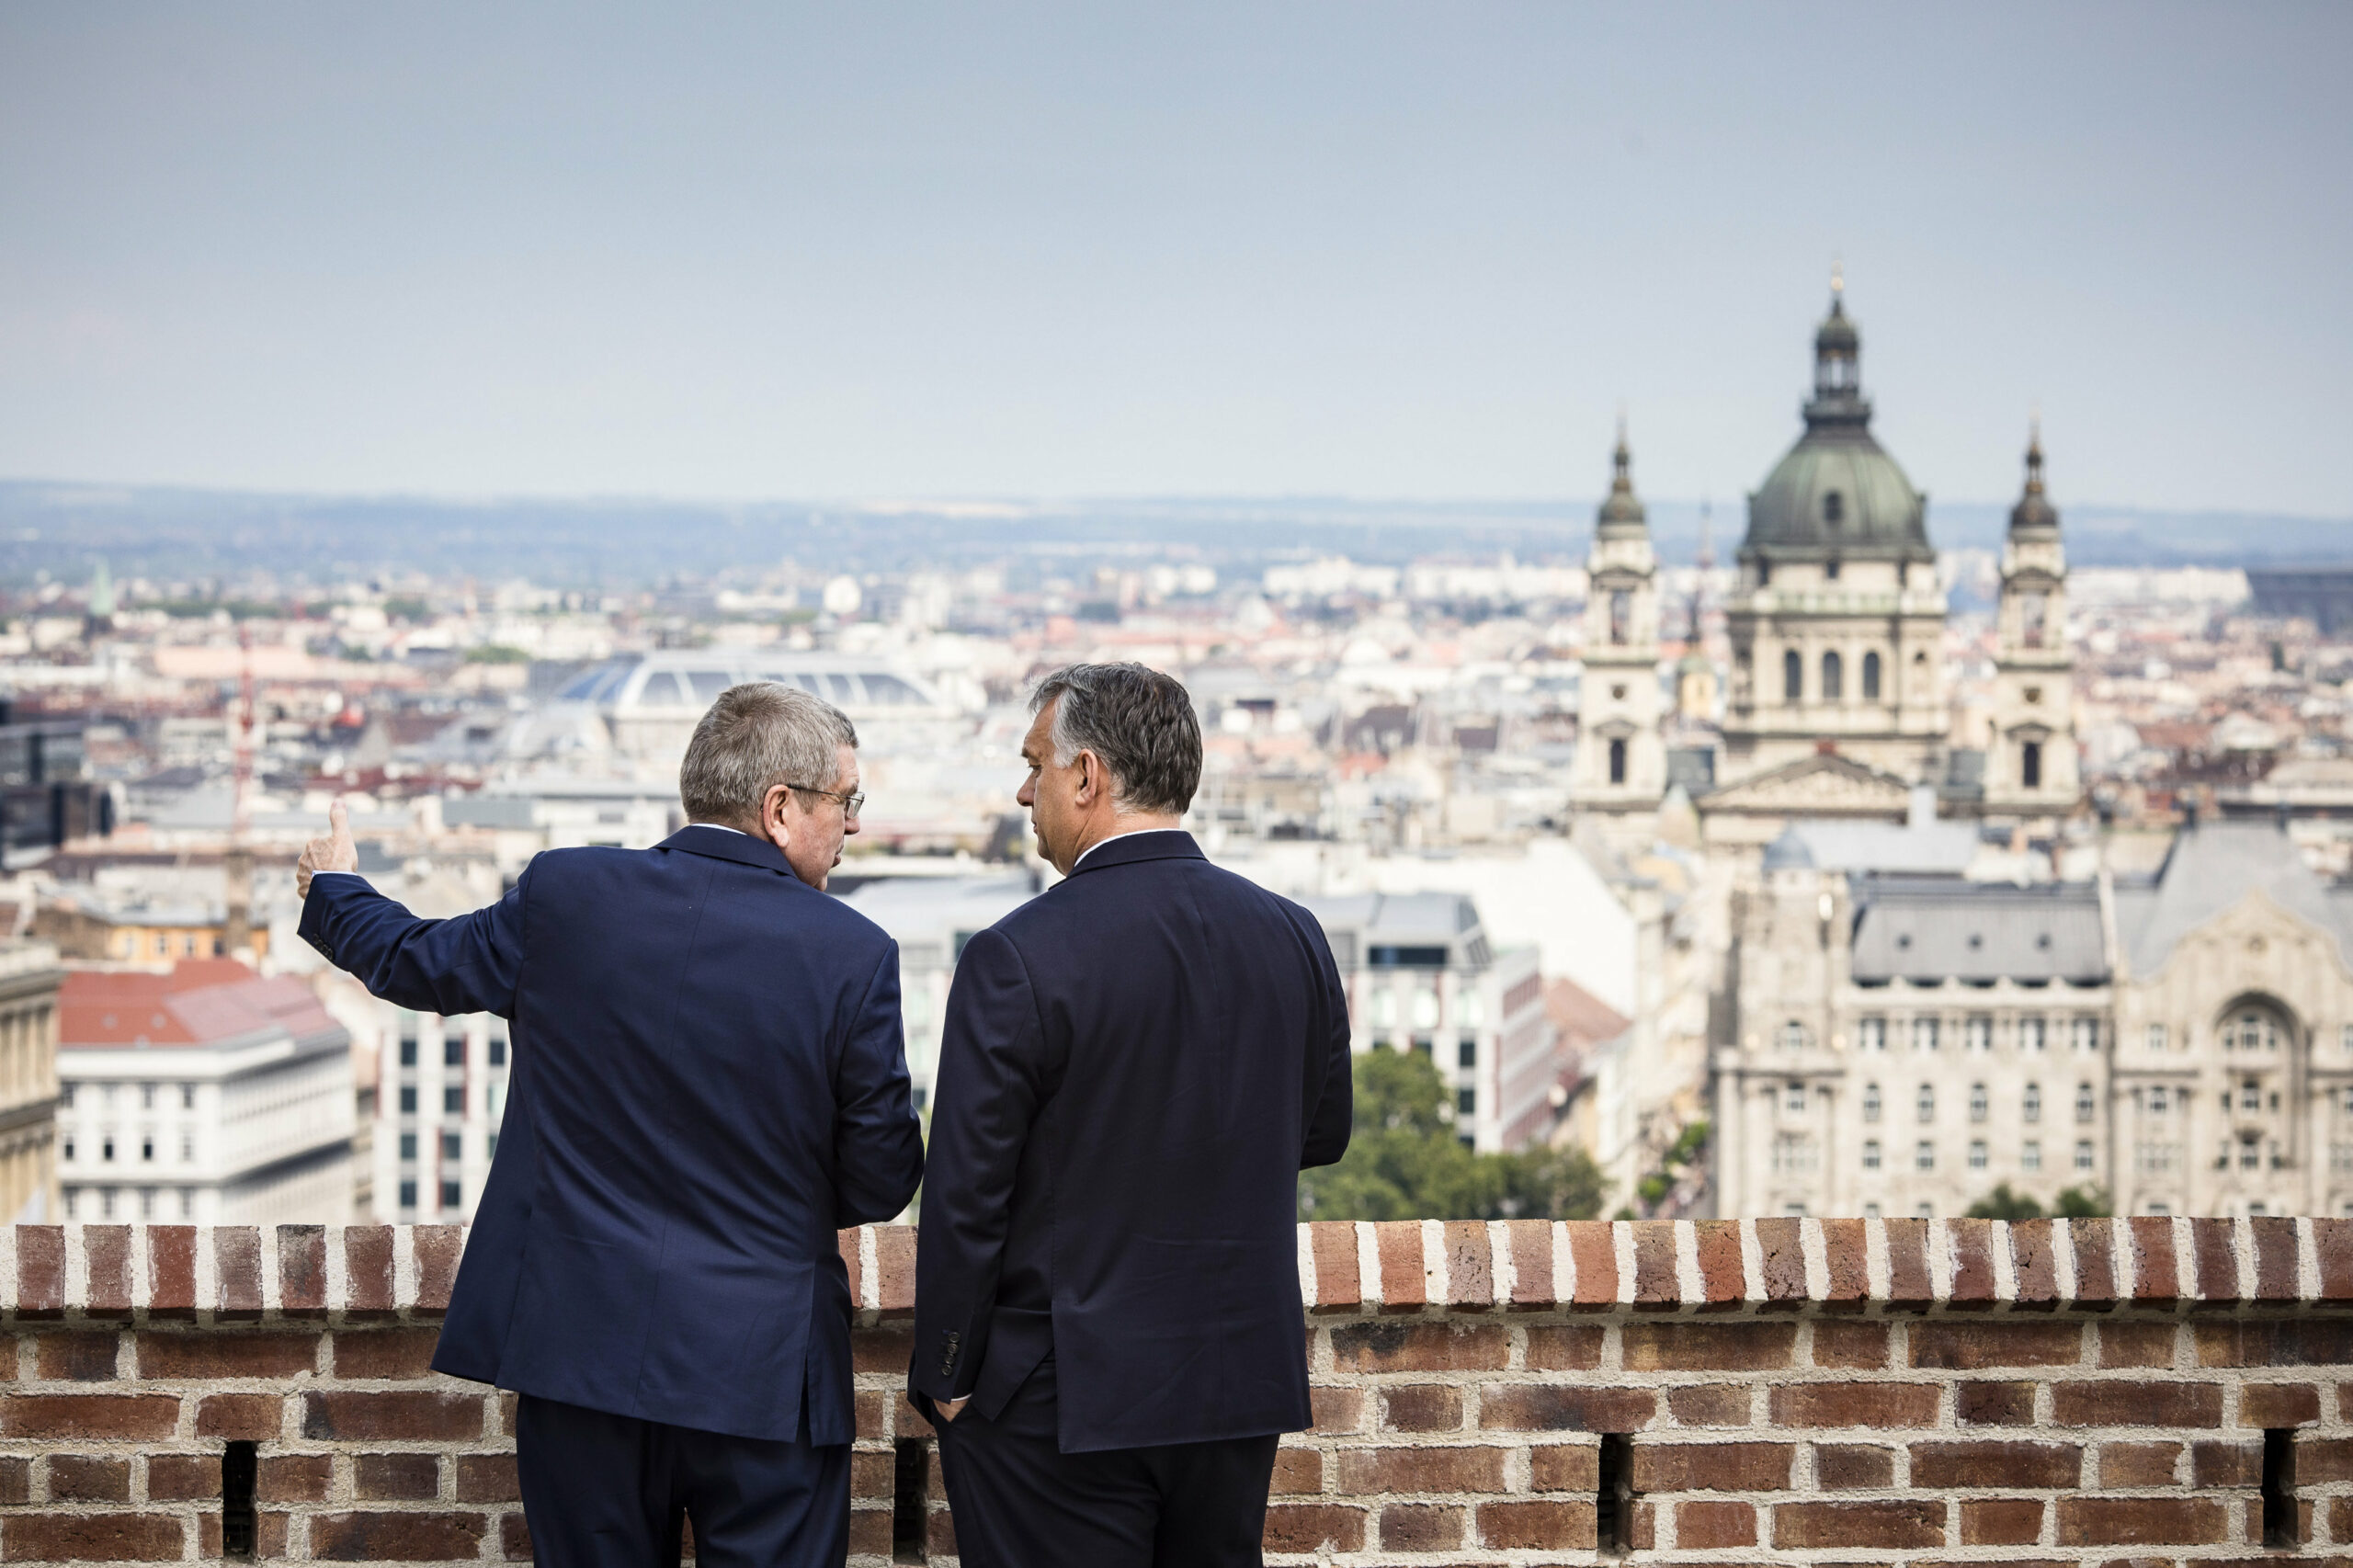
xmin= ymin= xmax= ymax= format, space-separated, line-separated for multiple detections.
xmin=357 ymin=1452 xmax=441 ymax=1501
xmin=1768 ymin=1381 xmax=1938 ymax=1428
xmin=413 ymin=1226 xmax=465 ymax=1312
xmin=895 ymin=1393 xmax=933 ymax=1439
xmin=1626 ymin=1497 xmax=1657 ymax=1551
xmin=1677 ymin=1500 xmax=1756 ymax=1549
xmin=1622 ymin=1321 xmax=1795 ymax=1371
xmin=1949 ymin=1217 xmax=1996 ymax=1307
xmin=0 ymin=1459 xmax=20 ymax=1506
xmin=851 ymin=1449 xmax=893 ymax=1500
xmin=279 ymin=1224 xmax=328 ymax=1315
xmin=1269 ymin=1449 xmax=1320 ymax=1495
xmin=2190 ymin=1215 xmax=2237 ymax=1302
xmin=1631 ymin=1221 xmax=1677 ymax=1311
xmin=1 ymin=1514 xmax=187 ymax=1562
xmin=1480 ymin=1384 xmax=1656 ymax=1432
xmin=1309 ymin=1385 xmax=1363 ymax=1434
xmin=1262 ymin=1505 xmax=1366 ymax=1552
xmin=2195 ymin=1318 xmax=2353 ymax=1367
xmin=1756 ymin=1216 xmax=1805 ymax=1308
xmin=2191 ymin=1437 xmax=2260 ymax=1485
xmin=457 ymin=1453 xmax=521 ymax=1502
xmin=1329 ymin=1321 xmax=1506 ymax=1373
xmin=851 ymin=1324 xmax=910 ymax=1374
xmin=837 ymin=1228 xmax=861 ymax=1315
xmin=1478 ymin=1499 xmax=1594 ymax=1550
xmin=302 ymin=1390 xmax=486 ymax=1441
xmin=2316 ymin=1217 xmax=2353 ymax=1301
xmin=1694 ymin=1219 xmax=1744 ymax=1308
xmin=1884 ymin=1219 xmax=1932 ymax=1307
xmin=2099 ymin=1441 xmax=2181 ymax=1486
xmin=214 ymin=1225 xmax=262 ymax=1316
xmin=1814 ymin=1444 xmax=1893 ymax=1488
xmin=926 ymin=1508 xmax=956 ymax=1558
xmin=2051 ymin=1381 xmax=2222 ymax=1427
xmin=1666 ymin=1384 xmax=1753 ymax=1426
xmin=145 ymin=1454 xmax=218 ymax=1501
xmin=1525 ymin=1324 xmax=1605 ymax=1370
xmin=1379 ymin=1504 xmax=1465 ymax=1551
xmin=146 ymin=1226 xmax=196 ymax=1317
xmin=1910 ymin=1320 xmax=2083 ymax=1369
xmin=852 ymin=1389 xmax=888 ymax=1440
xmin=2240 ymin=1381 xmax=2320 ymax=1426
xmin=1374 ymin=1221 xmax=1426 ymax=1312
xmin=2056 ymin=1495 xmax=2226 ymax=1547
xmin=2070 ymin=1217 xmax=2120 ymax=1308
xmin=48 ymin=1455 xmax=131 ymax=1502
xmin=1381 ymin=1384 xmax=1462 ymax=1432
xmin=1813 ymin=1321 xmax=1889 ymax=1369
xmin=1911 ymin=1441 xmax=2082 ymax=1489
xmin=2099 ymin=1320 xmax=2177 ymax=1367
xmin=1961 ymin=1498 xmax=2045 ymax=1546
xmin=35 ymin=1331 xmax=121 ymax=1381
xmin=198 ymin=1392 xmax=282 ymax=1438
xmin=83 ymin=1226 xmax=132 ymax=1316
xmin=1531 ymin=1443 xmax=1598 ymax=1492
xmin=136 ymin=1329 xmax=319 ymax=1380
xmin=1336 ymin=1446 xmax=1508 ymax=1494
xmin=15 ymin=1225 xmax=63 ymax=1316
xmin=1822 ymin=1217 xmax=1869 ymax=1306
xmin=2011 ymin=1218 xmax=2058 ymax=1309
xmin=2302 ymin=1437 xmax=2353 ymax=1483
xmin=1566 ymin=1220 xmax=1617 ymax=1309
xmin=2252 ymin=1215 xmax=2298 ymax=1301
xmin=1310 ymin=1221 xmax=1360 ymax=1312
xmin=1956 ymin=1380 xmax=2037 ymax=1426
xmin=2129 ymin=1215 xmax=2179 ymax=1301
xmin=258 ymin=1453 xmax=333 ymax=1502
xmin=1446 ymin=1219 xmax=1494 ymax=1309
xmin=346 ymin=1227 xmax=395 ymax=1314
xmin=1631 ymin=1440 xmax=1792 ymax=1492
xmin=0 ymin=1392 xmax=179 ymax=1439
xmin=197 ymin=1511 xmax=290 ymax=1560
xmin=333 ymin=1327 xmax=442 ymax=1380
xmin=501 ymin=1512 xmax=533 ymax=1561
xmin=1504 ymin=1219 xmax=1553 ymax=1310
xmin=309 ymin=1511 xmax=488 ymax=1562
xmin=1773 ymin=1500 xmax=1944 ymax=1550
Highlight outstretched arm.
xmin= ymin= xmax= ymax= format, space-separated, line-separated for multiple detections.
xmin=298 ymin=804 xmax=531 ymax=1019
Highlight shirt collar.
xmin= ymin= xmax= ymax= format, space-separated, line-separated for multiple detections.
xmin=1071 ymin=826 xmax=1192 ymax=870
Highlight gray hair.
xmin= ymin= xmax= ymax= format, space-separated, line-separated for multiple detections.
xmin=679 ymin=682 xmax=858 ymax=828
xmin=1029 ymin=662 xmax=1200 ymax=816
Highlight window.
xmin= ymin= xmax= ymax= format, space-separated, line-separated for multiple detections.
xmin=2075 ymin=1083 xmax=2096 ymax=1122
xmin=1917 ymin=1084 xmax=1936 ymax=1123
xmin=1913 ymin=1017 xmax=1939 ymax=1052
xmin=2150 ymin=1085 xmax=2169 ymax=1115
xmin=1970 ymin=1083 xmax=1989 ymax=1122
xmin=2024 ymin=1082 xmax=2042 ymax=1122
xmin=62 ymin=1135 xmax=74 ymax=1162
xmin=1861 ymin=650 xmax=1882 ymax=700
xmin=1456 ymin=1087 xmax=1476 ymax=1116
xmin=179 ymin=1189 xmax=194 ymax=1219
xmin=179 ymin=1135 xmax=192 ymax=1162
xmin=1823 ymin=490 xmax=1844 ymax=524
xmin=1862 ymin=1083 xmax=1881 ymax=1122
xmin=1916 ymin=1141 xmax=1935 ymax=1172
xmin=399 ymin=1034 xmax=417 ymax=1068
xmin=140 ymin=1135 xmax=153 ymax=1163
xmin=1458 ymin=1040 xmax=1477 ymax=1069
xmin=2240 ymin=1133 xmax=2261 ymax=1170
xmin=2242 ymin=1078 xmax=2261 ymax=1113
xmin=1607 ymin=737 xmax=1627 ymax=785
xmin=489 ymin=1036 xmax=508 ymax=1067
xmin=1772 ymin=1133 xmax=1818 ymax=1174
xmin=2020 ymin=1017 xmax=2046 ymax=1052
xmin=2075 ymin=1140 xmax=2095 ymax=1172
xmin=2150 ymin=1024 xmax=2168 ymax=1052
xmin=1780 ymin=1021 xmax=1807 ymax=1051
xmin=1965 ymin=1017 xmax=1992 ymax=1053
xmin=102 ymin=1134 xmax=115 ymax=1163
xmin=1862 ymin=1140 xmax=1881 ymax=1170
xmin=1822 ymin=650 xmax=1843 ymax=701
xmin=1859 ymin=1016 xmax=1886 ymax=1052
xmin=1915 ymin=1201 xmax=1934 ymax=1218
xmin=2224 ymin=1009 xmax=2284 ymax=1052
xmin=441 ymin=1131 xmax=461 ymax=1162
xmin=2073 ymin=1017 xmax=2099 ymax=1052
xmin=2022 ymin=741 xmax=2042 ymax=790
xmin=398 ymin=1086 xmax=417 ymax=1114
xmin=440 ymin=1180 xmax=461 ymax=1209
xmin=1824 ymin=556 xmax=1842 ymax=581
xmin=444 ymin=1086 xmax=464 ymax=1115
xmin=1608 ymin=589 xmax=1631 ymax=645
xmin=60 ymin=1084 xmax=74 ymax=1109
xmin=2022 ymin=1140 xmax=2042 ymax=1172
xmin=1784 ymin=1081 xmax=1807 ymax=1115
xmin=399 ymin=1133 xmax=416 ymax=1161
xmin=398 ymin=1180 xmax=417 ymax=1210
xmin=180 ymin=1084 xmax=195 ymax=1109
xmin=444 ymin=1037 xmax=465 ymax=1068
xmin=1783 ymin=649 xmax=1802 ymax=702
xmin=140 ymin=1083 xmax=155 ymax=1109
xmin=1970 ymin=1140 xmax=1989 ymax=1170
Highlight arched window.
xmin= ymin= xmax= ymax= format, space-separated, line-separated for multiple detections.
xmin=1823 ymin=490 xmax=1844 ymax=524
xmin=1822 ymin=651 xmax=1843 ymax=701
xmin=1861 ymin=650 xmax=1881 ymax=700
xmin=1783 ymin=649 xmax=1802 ymax=702
xmin=2022 ymin=740 xmax=2043 ymax=790
xmin=1862 ymin=1083 xmax=1881 ymax=1122
xmin=1608 ymin=737 xmax=1627 ymax=786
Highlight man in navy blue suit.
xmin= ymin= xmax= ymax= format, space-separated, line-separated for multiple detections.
xmin=296 ymin=682 xmax=923 ymax=1568
xmin=911 ymin=663 xmax=1354 ymax=1568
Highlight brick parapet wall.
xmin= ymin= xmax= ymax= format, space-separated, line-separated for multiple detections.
xmin=6 ymin=1218 xmax=2353 ymax=1563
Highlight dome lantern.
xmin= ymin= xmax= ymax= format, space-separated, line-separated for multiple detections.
xmin=2008 ymin=418 xmax=2061 ymax=539
xmin=1595 ymin=416 xmax=1648 ymax=540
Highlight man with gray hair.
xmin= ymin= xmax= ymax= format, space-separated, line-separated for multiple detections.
xmin=295 ymin=679 xmax=923 ymax=1568
xmin=911 ymin=662 xmax=1354 ymax=1568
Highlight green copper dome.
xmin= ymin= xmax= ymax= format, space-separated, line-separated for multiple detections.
xmin=1741 ymin=284 xmax=1932 ymax=565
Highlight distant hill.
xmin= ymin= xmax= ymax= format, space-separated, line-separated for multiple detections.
xmin=4 ymin=478 xmax=2346 ymax=588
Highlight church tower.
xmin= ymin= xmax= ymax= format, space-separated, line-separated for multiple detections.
xmin=1983 ymin=423 xmax=2079 ymax=815
xmin=1721 ymin=276 xmax=1947 ymax=785
xmin=1574 ymin=425 xmax=1666 ymax=812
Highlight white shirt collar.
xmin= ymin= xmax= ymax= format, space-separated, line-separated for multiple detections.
xmin=693 ymin=822 xmax=746 ymax=835
xmin=1071 ymin=826 xmax=1188 ymax=869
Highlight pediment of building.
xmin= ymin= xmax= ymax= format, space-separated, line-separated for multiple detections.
xmin=1699 ymin=751 xmax=1914 ymax=817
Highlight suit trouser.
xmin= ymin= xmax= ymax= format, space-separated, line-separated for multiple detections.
xmin=514 ymin=1393 xmax=847 ymax=1568
xmin=933 ymin=1356 xmax=1279 ymax=1568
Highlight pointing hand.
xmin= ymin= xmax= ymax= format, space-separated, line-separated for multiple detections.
xmin=297 ymin=800 xmax=359 ymax=898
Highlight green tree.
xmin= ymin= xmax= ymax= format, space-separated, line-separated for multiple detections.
xmin=1298 ymin=1048 xmax=1607 ymax=1222
xmin=1965 ymin=1183 xmax=2044 ymax=1221
xmin=2054 ymin=1183 xmax=2111 ymax=1219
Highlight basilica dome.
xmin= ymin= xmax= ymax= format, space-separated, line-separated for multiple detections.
xmin=1741 ymin=284 xmax=1933 ymax=565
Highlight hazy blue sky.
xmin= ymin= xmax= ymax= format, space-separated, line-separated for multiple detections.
xmin=3 ymin=4 xmax=2347 ymax=514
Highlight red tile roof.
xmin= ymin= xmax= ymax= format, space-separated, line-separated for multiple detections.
xmin=61 ymin=960 xmax=338 ymax=1049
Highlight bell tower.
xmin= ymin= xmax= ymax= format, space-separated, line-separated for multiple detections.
xmin=1984 ymin=421 xmax=2079 ymax=816
xmin=1574 ymin=423 xmax=1665 ymax=813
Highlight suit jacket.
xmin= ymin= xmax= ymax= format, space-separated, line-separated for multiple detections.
xmin=910 ymin=829 xmax=1352 ymax=1453
xmin=299 ymin=824 xmax=924 ymax=1444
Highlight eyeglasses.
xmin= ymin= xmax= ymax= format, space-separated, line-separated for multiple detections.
xmin=788 ymin=783 xmax=865 ymax=818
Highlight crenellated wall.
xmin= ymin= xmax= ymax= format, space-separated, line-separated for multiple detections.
xmin=6 ymin=1217 xmax=2353 ymax=1563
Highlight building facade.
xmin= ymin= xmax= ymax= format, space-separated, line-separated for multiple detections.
xmin=1983 ymin=426 xmax=2082 ymax=818
xmin=0 ymin=940 xmax=63 ymax=1222
xmin=1572 ymin=430 xmax=1667 ymax=819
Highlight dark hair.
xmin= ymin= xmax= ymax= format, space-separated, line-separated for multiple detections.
xmin=1029 ymin=663 xmax=1201 ymax=815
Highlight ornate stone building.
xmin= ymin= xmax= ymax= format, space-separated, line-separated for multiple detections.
xmin=0 ymin=939 xmax=63 ymax=1223
xmin=1983 ymin=425 xmax=2082 ymax=818
xmin=1573 ymin=428 xmax=1666 ymax=820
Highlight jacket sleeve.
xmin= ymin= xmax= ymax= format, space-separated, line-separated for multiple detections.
xmin=832 ymin=941 xmax=926 ymax=1227
xmin=297 ymin=866 xmax=531 ymax=1019
xmin=1300 ymin=915 xmax=1355 ymax=1170
xmin=908 ymin=925 xmax=1046 ymax=1405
